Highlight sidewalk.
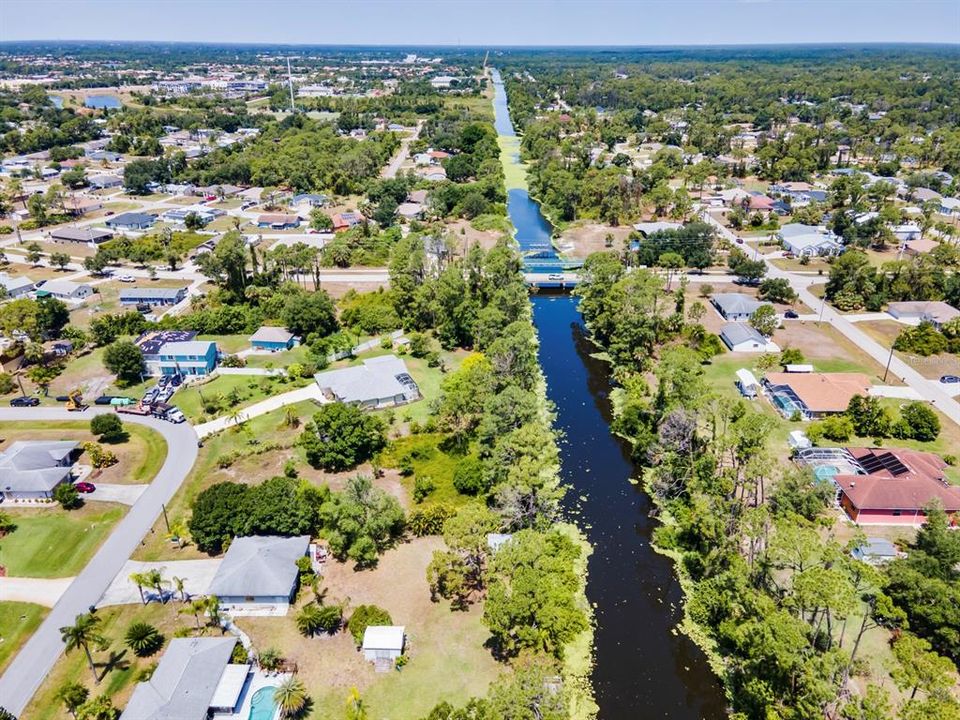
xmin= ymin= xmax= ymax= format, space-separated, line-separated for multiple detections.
xmin=193 ymin=382 xmax=327 ymax=438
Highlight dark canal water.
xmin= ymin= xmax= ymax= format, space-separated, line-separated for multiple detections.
xmin=491 ymin=69 xmax=728 ymax=719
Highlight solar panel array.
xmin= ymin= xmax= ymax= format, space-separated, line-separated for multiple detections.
xmin=857 ymin=451 xmax=910 ymax=477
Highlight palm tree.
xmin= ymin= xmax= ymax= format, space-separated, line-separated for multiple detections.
xmin=274 ymin=676 xmax=308 ymax=719
xmin=144 ymin=569 xmax=166 ymax=604
xmin=205 ymin=595 xmax=222 ymax=626
xmin=129 ymin=572 xmax=148 ymax=605
xmin=171 ymin=576 xmax=188 ymax=602
xmin=166 ymin=520 xmax=187 ymax=549
xmin=344 ymin=687 xmax=367 ymax=720
xmin=56 ymin=681 xmax=89 ymax=718
xmin=124 ymin=622 xmax=162 ymax=657
xmin=60 ymin=612 xmax=106 ymax=684
xmin=181 ymin=598 xmax=208 ymax=631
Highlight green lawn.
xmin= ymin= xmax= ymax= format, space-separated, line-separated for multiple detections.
xmin=172 ymin=373 xmax=312 ymax=422
xmin=0 ymin=420 xmax=166 ymax=485
xmin=0 ymin=505 xmax=125 ymax=578
xmin=199 ymin=334 xmax=248 ymax=354
xmin=0 ymin=602 xmax=47 ymax=675
xmin=244 ymin=344 xmax=312 ymax=368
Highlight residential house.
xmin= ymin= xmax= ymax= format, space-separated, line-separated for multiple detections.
xmin=887 ymin=301 xmax=960 ymax=330
xmin=105 ymin=212 xmax=156 ymax=231
xmin=891 ymin=223 xmax=922 ymax=242
xmin=0 ymin=440 xmax=79 ymax=500
xmin=136 ymin=330 xmax=218 ymax=377
xmin=745 ymin=192 xmax=775 ymax=212
xmin=416 ymin=166 xmax=447 ymax=182
xmin=362 ymin=626 xmax=406 ymax=667
xmin=314 ymin=355 xmax=420 ymax=409
xmin=0 ymin=272 xmax=35 ymax=298
xmin=632 ymin=221 xmax=682 ymax=237
xmin=87 ymin=174 xmax=123 ymax=190
xmin=120 ymin=637 xmax=251 ymax=720
xmin=195 ymin=184 xmax=242 ymax=198
xmin=763 ymin=372 xmax=872 ymax=419
xmin=834 ymin=447 xmax=960 ymax=525
xmin=711 ymin=293 xmax=772 ymax=321
xmin=87 ymin=150 xmax=122 ymax=162
xmin=938 ymin=197 xmax=960 ymax=217
xmin=331 ymin=211 xmax=364 ymax=232
xmin=208 ymin=535 xmax=311 ymax=615
xmin=779 ymin=223 xmax=843 ymax=257
xmin=162 ymin=206 xmax=219 ymax=226
xmin=408 ymin=189 xmax=429 ymax=204
xmin=256 ymin=213 xmax=300 ymax=229
xmin=720 ymin=322 xmax=781 ymax=353
xmin=62 ymin=197 xmax=103 ymax=216
xmin=35 ymin=279 xmax=94 ymax=301
xmin=897 ymin=186 xmax=941 ymax=203
xmin=290 ymin=193 xmax=329 ymax=208
xmin=119 ymin=286 xmax=188 ymax=307
xmin=49 ymin=227 xmax=113 ymax=244
xmin=397 ymin=202 xmax=424 ymax=220
xmin=249 ymin=326 xmax=296 ymax=351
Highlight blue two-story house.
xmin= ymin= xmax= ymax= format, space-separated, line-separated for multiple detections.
xmin=136 ymin=330 xmax=218 ymax=377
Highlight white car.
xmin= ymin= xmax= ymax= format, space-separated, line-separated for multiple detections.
xmin=118 ymin=275 xmax=135 ymax=283
xmin=165 ymin=409 xmax=186 ymax=424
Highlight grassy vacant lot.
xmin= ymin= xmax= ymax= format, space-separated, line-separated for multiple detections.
xmin=23 ymin=600 xmax=216 ymax=720
xmin=0 ymin=602 xmax=47 ymax=675
xmin=856 ymin=319 xmax=960 ymax=381
xmin=0 ymin=505 xmax=124 ymax=578
xmin=379 ymin=433 xmax=476 ymax=509
xmin=0 ymin=420 xmax=167 ymax=485
xmin=239 ymin=537 xmax=501 ymax=719
xmin=173 ymin=373 xmax=313 ymax=422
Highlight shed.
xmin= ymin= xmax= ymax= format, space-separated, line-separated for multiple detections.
xmin=788 ymin=430 xmax=812 ymax=451
xmin=735 ymin=368 xmax=760 ymax=398
xmin=362 ymin=625 xmax=405 ymax=664
xmin=851 ymin=538 xmax=899 ymax=564
xmin=785 ymin=364 xmax=814 ymax=373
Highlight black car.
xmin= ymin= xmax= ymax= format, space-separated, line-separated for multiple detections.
xmin=784 ymin=310 xmax=799 ymax=319
xmin=10 ymin=396 xmax=40 ymax=407
xmin=940 ymin=375 xmax=960 ymax=385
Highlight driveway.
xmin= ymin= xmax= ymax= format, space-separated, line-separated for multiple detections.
xmin=869 ymin=386 xmax=923 ymax=400
xmin=0 ymin=408 xmax=198 ymax=716
xmin=0 ymin=577 xmax=74 ymax=608
xmin=381 ymin=120 xmax=423 ymax=179
xmin=99 ymin=559 xmax=222 ymax=606
xmin=86 ymin=483 xmax=148 ymax=506
xmin=193 ymin=382 xmax=327 ymax=438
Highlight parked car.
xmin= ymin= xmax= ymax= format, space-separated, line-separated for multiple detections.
xmin=74 ymin=482 xmax=96 ymax=493
xmin=940 ymin=375 xmax=960 ymax=384
xmin=118 ymin=274 xmax=135 ymax=283
xmin=548 ymin=273 xmax=564 ymax=281
xmin=104 ymin=211 xmax=114 ymax=216
xmin=157 ymin=387 xmax=174 ymax=402
xmin=784 ymin=309 xmax=799 ymax=319
xmin=9 ymin=396 xmax=39 ymax=407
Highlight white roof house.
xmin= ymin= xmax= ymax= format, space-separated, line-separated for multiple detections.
xmin=887 ymin=301 xmax=960 ymax=329
xmin=720 ymin=322 xmax=781 ymax=353
xmin=36 ymin=279 xmax=94 ymax=301
xmin=939 ymin=197 xmax=960 ymax=216
xmin=120 ymin=637 xmax=242 ymax=720
xmin=0 ymin=440 xmax=78 ymax=499
xmin=314 ymin=355 xmax=420 ymax=409
xmin=0 ymin=272 xmax=35 ymax=298
xmin=779 ymin=224 xmax=842 ymax=257
xmin=208 ymin=535 xmax=310 ymax=615
xmin=632 ymin=221 xmax=682 ymax=236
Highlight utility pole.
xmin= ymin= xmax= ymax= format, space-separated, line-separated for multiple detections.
xmin=286 ymin=57 xmax=295 ymax=114
xmin=883 ymin=342 xmax=895 ymax=383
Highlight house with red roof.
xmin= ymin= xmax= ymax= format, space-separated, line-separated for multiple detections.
xmin=834 ymin=447 xmax=960 ymax=526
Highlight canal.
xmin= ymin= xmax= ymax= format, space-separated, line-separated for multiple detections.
xmin=491 ymin=69 xmax=728 ymax=719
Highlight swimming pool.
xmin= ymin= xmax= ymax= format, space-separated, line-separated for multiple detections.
xmin=771 ymin=391 xmax=803 ymax=418
xmin=814 ymin=465 xmax=841 ymax=482
xmin=248 ymin=686 xmax=278 ymax=720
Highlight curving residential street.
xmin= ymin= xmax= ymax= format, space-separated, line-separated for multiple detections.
xmin=0 ymin=408 xmax=198 ymax=716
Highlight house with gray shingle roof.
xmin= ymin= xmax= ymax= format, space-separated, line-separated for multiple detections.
xmin=720 ymin=322 xmax=781 ymax=353
xmin=314 ymin=355 xmax=420 ymax=409
xmin=0 ymin=272 xmax=35 ymax=298
xmin=208 ymin=535 xmax=310 ymax=615
xmin=711 ymin=293 xmax=772 ymax=321
xmin=120 ymin=637 xmax=245 ymax=720
xmin=0 ymin=440 xmax=79 ymax=500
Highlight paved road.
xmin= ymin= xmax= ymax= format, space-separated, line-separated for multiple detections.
xmin=696 ymin=207 xmax=960 ymax=426
xmin=0 ymin=408 xmax=198 ymax=716
xmin=381 ymin=121 xmax=423 ymax=179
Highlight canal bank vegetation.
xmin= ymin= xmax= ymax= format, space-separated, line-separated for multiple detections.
xmin=574 ymin=254 xmax=960 ymax=720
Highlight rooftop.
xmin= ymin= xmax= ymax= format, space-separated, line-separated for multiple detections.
xmin=120 ymin=637 xmax=237 ymax=720
xmin=136 ymin=330 xmax=198 ymax=355
xmin=250 ymin=326 xmax=295 ymax=344
xmin=836 ymin=446 xmax=960 ymax=513
xmin=0 ymin=441 xmax=78 ymax=494
xmin=764 ymin=372 xmax=872 ymax=413
xmin=314 ymin=355 xmax=418 ymax=405
xmin=362 ymin=625 xmax=405 ymax=651
xmin=208 ymin=535 xmax=310 ymax=599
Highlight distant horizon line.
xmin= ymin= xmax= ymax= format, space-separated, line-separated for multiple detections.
xmin=1 ymin=39 xmax=958 ymax=50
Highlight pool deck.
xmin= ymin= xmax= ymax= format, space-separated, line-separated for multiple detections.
xmin=215 ymin=669 xmax=288 ymax=720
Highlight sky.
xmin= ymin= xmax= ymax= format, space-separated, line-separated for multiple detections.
xmin=1 ymin=0 xmax=958 ymax=46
